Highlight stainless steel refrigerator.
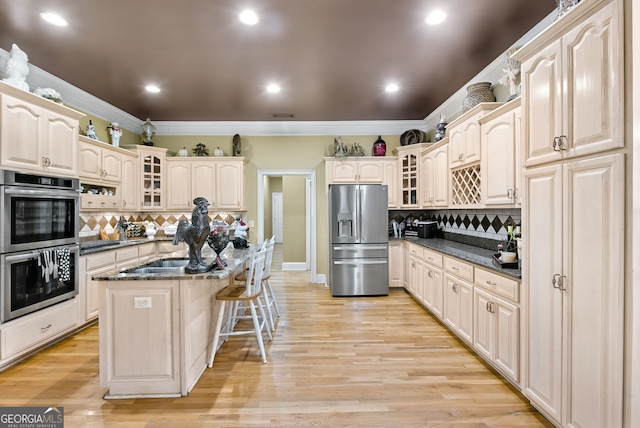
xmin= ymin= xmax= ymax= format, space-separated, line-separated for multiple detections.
xmin=328 ymin=184 xmax=389 ymax=296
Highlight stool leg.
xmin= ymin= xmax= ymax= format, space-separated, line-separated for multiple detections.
xmin=249 ymin=299 xmax=268 ymax=363
xmin=208 ymin=301 xmax=228 ymax=368
xmin=265 ymin=278 xmax=280 ymax=317
xmin=261 ymin=282 xmax=276 ymax=331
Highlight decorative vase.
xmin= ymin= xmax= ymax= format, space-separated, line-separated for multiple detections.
xmin=177 ymin=147 xmax=189 ymax=157
xmin=372 ymin=136 xmax=386 ymax=156
xmin=207 ymin=233 xmax=229 ymax=256
xmin=462 ymin=82 xmax=496 ymax=112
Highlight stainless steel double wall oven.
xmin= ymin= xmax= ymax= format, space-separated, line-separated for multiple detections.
xmin=0 ymin=169 xmax=80 ymax=322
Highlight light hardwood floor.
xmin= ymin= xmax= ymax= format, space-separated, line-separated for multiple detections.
xmin=0 ymin=245 xmax=552 ymax=427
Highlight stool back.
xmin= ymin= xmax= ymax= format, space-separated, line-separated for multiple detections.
xmin=263 ymin=236 xmax=275 ymax=277
xmin=245 ymin=247 xmax=267 ymax=297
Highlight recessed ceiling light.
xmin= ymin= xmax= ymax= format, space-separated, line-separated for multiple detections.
xmin=266 ymin=83 xmax=281 ymax=93
xmin=385 ymin=83 xmax=400 ymax=93
xmin=425 ymin=9 xmax=447 ymax=26
xmin=239 ymin=9 xmax=259 ymax=25
xmin=145 ymin=85 xmax=161 ymax=93
xmin=40 ymin=12 xmax=68 ymax=27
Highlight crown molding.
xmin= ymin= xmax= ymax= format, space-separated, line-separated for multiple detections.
xmin=1 ymin=9 xmax=555 ymax=138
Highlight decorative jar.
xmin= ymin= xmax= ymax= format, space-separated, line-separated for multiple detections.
xmin=462 ymin=82 xmax=496 ymax=112
xmin=372 ymin=136 xmax=386 ymax=156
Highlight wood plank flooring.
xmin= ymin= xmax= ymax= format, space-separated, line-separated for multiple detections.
xmin=0 ymin=245 xmax=552 ymax=427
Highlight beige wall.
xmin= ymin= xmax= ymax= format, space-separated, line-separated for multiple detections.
xmin=264 ymin=177 xmax=282 ymax=239
xmin=282 ymin=175 xmax=307 ymax=263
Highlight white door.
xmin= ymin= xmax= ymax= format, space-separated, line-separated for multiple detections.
xmin=272 ymin=192 xmax=283 ymax=243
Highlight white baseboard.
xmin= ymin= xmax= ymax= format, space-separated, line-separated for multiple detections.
xmin=314 ymin=274 xmax=327 ymax=286
xmin=281 ymin=262 xmax=307 ymax=271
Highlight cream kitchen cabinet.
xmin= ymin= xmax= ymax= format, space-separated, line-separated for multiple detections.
xmin=473 ymin=268 xmax=520 ymax=384
xmin=396 ymin=144 xmax=429 ymax=208
xmin=382 ymin=160 xmax=398 ymax=208
xmin=480 ymin=99 xmax=521 ymax=206
xmin=0 ymin=82 xmax=84 ymax=177
xmin=515 ymin=1 xmax=622 ymax=168
xmin=121 ymin=146 xmax=167 ymax=211
xmin=522 ymin=153 xmax=624 ymax=427
xmin=81 ymin=250 xmax=117 ymax=322
xmin=443 ymin=256 xmax=474 ymax=345
xmin=447 ymin=103 xmax=501 ymax=169
xmin=420 ymin=140 xmax=449 ymax=208
xmin=120 ymin=151 xmax=139 ymax=210
xmin=78 ymin=137 xmax=122 ymax=183
xmin=331 ymin=158 xmax=384 ymax=183
xmin=407 ymin=243 xmax=423 ymax=302
xmin=421 ymin=248 xmax=444 ymax=319
xmin=388 ymin=240 xmax=403 ymax=288
xmin=166 ymin=158 xmax=245 ymax=211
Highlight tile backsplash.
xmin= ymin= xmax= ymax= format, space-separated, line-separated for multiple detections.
xmin=389 ymin=208 xmax=521 ymax=248
xmin=80 ymin=211 xmax=245 ymax=238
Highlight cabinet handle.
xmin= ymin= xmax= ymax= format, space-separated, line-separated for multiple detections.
xmin=507 ymin=188 xmax=513 ymax=199
xmin=485 ymin=280 xmax=496 ymax=286
xmin=553 ymin=135 xmax=568 ymax=151
xmin=451 ymin=266 xmax=460 ymax=272
xmin=452 ymin=283 xmax=457 ymax=292
xmin=428 ymin=270 xmax=433 ymax=278
xmin=458 ymin=154 xmax=463 ymax=161
xmin=552 ymin=273 xmax=561 ymax=289
xmin=486 ymin=301 xmax=495 ymax=313
xmin=559 ymin=275 xmax=567 ymax=292
xmin=41 ymin=324 xmax=52 ymax=332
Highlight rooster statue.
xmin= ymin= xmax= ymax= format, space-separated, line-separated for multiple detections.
xmin=173 ymin=197 xmax=212 ymax=273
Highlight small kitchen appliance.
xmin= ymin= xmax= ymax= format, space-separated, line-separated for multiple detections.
xmin=416 ymin=221 xmax=438 ymax=239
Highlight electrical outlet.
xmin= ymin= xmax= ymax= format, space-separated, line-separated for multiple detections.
xmin=249 ymin=220 xmax=255 ymax=228
xmin=134 ymin=296 xmax=152 ymax=309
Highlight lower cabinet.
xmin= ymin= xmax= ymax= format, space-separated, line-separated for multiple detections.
xmin=388 ymin=240 xmax=404 ymax=288
xmin=403 ymin=244 xmax=521 ymax=386
xmin=81 ymin=250 xmax=117 ymax=322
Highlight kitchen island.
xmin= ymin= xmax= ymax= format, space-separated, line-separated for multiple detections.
xmin=94 ymin=247 xmax=251 ymax=399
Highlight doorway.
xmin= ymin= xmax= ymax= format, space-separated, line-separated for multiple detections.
xmin=257 ymin=169 xmax=317 ymax=283
xmin=272 ymin=192 xmax=283 ymax=243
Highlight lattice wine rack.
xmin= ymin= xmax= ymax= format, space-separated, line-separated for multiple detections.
xmin=451 ymin=164 xmax=481 ymax=205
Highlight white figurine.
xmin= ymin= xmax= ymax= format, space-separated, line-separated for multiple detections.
xmin=2 ymin=44 xmax=30 ymax=91
xmin=85 ymin=120 xmax=98 ymax=140
xmin=108 ymin=122 xmax=122 ymax=147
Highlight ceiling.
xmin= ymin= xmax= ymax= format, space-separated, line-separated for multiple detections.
xmin=0 ymin=1 xmax=556 ymax=122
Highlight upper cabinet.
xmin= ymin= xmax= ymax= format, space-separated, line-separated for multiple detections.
xmin=78 ymin=136 xmax=122 ymax=183
xmin=420 ymin=140 xmax=449 ymax=208
xmin=396 ymin=144 xmax=429 ymax=208
xmin=120 ymin=151 xmax=139 ymax=211
xmin=0 ymin=82 xmax=84 ymax=177
xmin=447 ymin=103 xmax=501 ymax=169
xmin=480 ymin=99 xmax=522 ymax=206
xmin=325 ymin=157 xmax=398 ymax=208
xmin=516 ymin=1 xmax=622 ymax=167
xmin=121 ymin=145 xmax=167 ymax=211
xmin=166 ymin=157 xmax=246 ymax=211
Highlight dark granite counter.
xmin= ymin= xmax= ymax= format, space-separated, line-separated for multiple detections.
xmin=80 ymin=236 xmax=176 ymax=255
xmin=92 ymin=248 xmax=252 ymax=281
xmin=393 ymin=237 xmax=521 ymax=279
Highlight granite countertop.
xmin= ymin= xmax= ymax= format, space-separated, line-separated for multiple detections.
xmin=393 ymin=237 xmax=521 ymax=279
xmin=92 ymin=248 xmax=252 ymax=281
xmin=80 ymin=236 xmax=176 ymax=255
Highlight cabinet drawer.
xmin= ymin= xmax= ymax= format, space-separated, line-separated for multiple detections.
xmin=1 ymin=299 xmax=79 ymax=360
xmin=115 ymin=246 xmax=139 ymax=263
xmin=84 ymin=250 xmax=116 ymax=270
xmin=407 ymin=243 xmax=423 ymax=259
xmin=422 ymin=248 xmax=443 ymax=268
xmin=444 ymin=256 xmax=474 ymax=282
xmin=474 ymin=268 xmax=519 ymax=303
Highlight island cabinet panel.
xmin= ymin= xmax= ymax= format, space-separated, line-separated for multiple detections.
xmin=100 ymin=281 xmax=181 ymax=397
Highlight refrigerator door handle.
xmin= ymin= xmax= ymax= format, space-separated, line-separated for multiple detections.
xmin=333 ymin=259 xmax=388 ymax=265
xmin=332 ymin=245 xmax=388 ymax=251
xmin=355 ymin=185 xmax=362 ymax=242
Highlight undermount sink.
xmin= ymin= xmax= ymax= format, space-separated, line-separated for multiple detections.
xmin=120 ymin=258 xmax=190 ymax=275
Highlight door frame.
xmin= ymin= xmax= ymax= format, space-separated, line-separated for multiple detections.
xmin=257 ymin=169 xmax=317 ymax=282
xmin=271 ymin=192 xmax=283 ymax=243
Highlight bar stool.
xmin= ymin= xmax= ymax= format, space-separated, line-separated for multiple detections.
xmin=234 ymin=236 xmax=280 ymax=331
xmin=208 ymin=247 xmax=271 ymax=367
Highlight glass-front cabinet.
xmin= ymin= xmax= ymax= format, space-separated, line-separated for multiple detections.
xmin=396 ymin=144 xmax=427 ymax=208
xmin=121 ymin=145 xmax=167 ymax=210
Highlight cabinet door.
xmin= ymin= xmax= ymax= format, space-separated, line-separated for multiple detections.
xmin=215 ymin=161 xmax=244 ymax=210
xmin=78 ymin=142 xmax=103 ymax=180
xmin=443 ymin=274 xmax=460 ymax=331
xmin=522 ymin=164 xmax=563 ymax=422
xmin=494 ymin=297 xmax=519 ymax=382
xmin=408 ymin=256 xmax=423 ymax=301
xmin=420 ymin=152 xmax=433 ymax=208
xmin=562 ymin=154 xmax=624 ymax=428
xmin=332 ymin=161 xmax=359 ymax=183
xmin=388 ymin=241 xmax=403 ymax=287
xmin=457 ymin=281 xmax=474 ymax=344
xmin=141 ymin=152 xmax=163 ymax=210
xmin=383 ymin=160 xmax=398 ymax=208
xmin=0 ymin=95 xmax=45 ymax=172
xmin=101 ymin=150 xmax=122 ymax=182
xmin=448 ymin=124 xmax=464 ymax=169
xmin=121 ymin=153 xmax=138 ymax=210
xmin=399 ymin=151 xmax=419 ymax=207
xmin=44 ymin=111 xmax=79 ymax=176
xmin=563 ymin=2 xmax=622 ymax=160
xmin=430 ymin=267 xmax=444 ymax=319
xmin=449 ymin=115 xmax=481 ymax=168
xmin=166 ymin=162 xmax=192 ymax=210
xmin=474 ymin=287 xmax=495 ymax=361
xmin=521 ymin=40 xmax=563 ymax=167
xmin=192 ymin=161 xmax=216 ymax=203
xmin=432 ymin=145 xmax=449 ymax=207
xmin=357 ymin=160 xmax=383 ymax=183
xmin=481 ymin=110 xmax=517 ymax=205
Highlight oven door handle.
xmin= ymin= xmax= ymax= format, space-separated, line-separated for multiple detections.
xmin=4 ymin=250 xmax=42 ymax=262
xmin=3 ymin=187 xmax=79 ymax=198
